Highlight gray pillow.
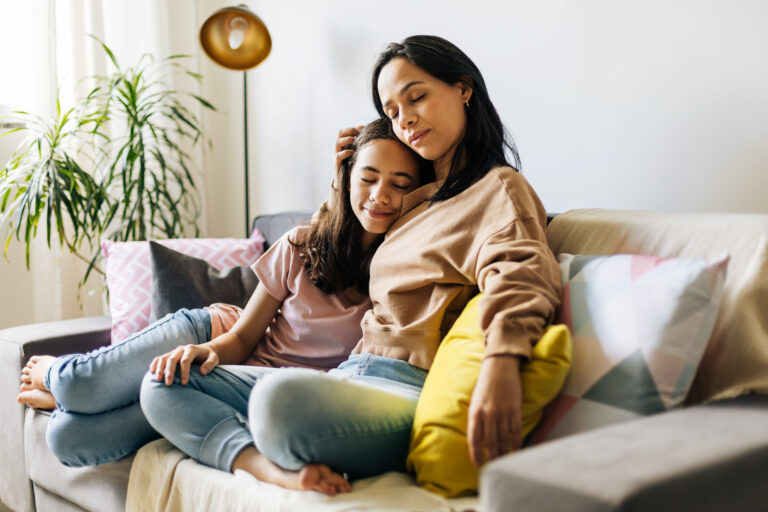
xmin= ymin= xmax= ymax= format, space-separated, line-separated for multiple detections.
xmin=149 ymin=241 xmax=259 ymax=320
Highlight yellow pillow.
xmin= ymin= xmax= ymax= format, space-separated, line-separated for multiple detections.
xmin=407 ymin=294 xmax=571 ymax=498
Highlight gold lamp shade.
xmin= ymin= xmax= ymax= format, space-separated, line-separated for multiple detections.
xmin=200 ymin=5 xmax=271 ymax=70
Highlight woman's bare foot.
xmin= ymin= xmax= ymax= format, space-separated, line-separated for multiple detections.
xmin=233 ymin=447 xmax=351 ymax=496
xmin=20 ymin=355 xmax=56 ymax=391
xmin=17 ymin=389 xmax=56 ymax=410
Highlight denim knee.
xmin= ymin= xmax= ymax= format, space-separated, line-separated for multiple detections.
xmin=249 ymin=370 xmax=321 ymax=470
xmin=139 ymin=371 xmax=169 ymax=429
xmin=46 ymin=414 xmax=84 ymax=467
xmin=46 ymin=404 xmax=158 ymax=467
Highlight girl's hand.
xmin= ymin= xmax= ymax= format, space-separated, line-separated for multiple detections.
xmin=467 ymin=356 xmax=523 ymax=467
xmin=149 ymin=344 xmax=219 ymax=386
xmin=335 ymin=126 xmax=363 ymax=171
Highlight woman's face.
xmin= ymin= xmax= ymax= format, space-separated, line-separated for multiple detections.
xmin=349 ymin=139 xmax=420 ymax=239
xmin=377 ymin=57 xmax=471 ymax=180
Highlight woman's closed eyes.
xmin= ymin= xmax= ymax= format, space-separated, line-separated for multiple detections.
xmin=386 ymin=92 xmax=427 ymax=121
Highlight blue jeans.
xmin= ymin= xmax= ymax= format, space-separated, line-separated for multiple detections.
xmin=44 ymin=308 xmax=211 ymax=467
xmin=140 ymin=353 xmax=426 ymax=478
xmin=140 ymin=364 xmax=278 ymax=472
xmin=251 ymin=354 xmax=427 ymax=478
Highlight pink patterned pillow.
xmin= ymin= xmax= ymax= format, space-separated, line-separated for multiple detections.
xmin=101 ymin=232 xmax=265 ymax=344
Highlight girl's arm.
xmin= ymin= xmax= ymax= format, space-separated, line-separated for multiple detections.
xmin=211 ymin=283 xmax=281 ymax=364
xmin=150 ymin=283 xmax=281 ymax=385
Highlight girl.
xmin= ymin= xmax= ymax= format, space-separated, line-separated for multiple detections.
xmin=235 ymin=35 xmax=562 ymax=493
xmin=137 ymin=118 xmax=429 ymax=494
xmin=18 ymin=119 xmax=427 ymax=479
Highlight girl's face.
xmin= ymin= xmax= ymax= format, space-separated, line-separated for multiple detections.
xmin=349 ymin=139 xmax=420 ymax=240
xmin=377 ymin=57 xmax=472 ymax=180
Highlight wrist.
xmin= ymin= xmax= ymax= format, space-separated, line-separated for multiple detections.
xmin=483 ymin=353 xmax=522 ymax=369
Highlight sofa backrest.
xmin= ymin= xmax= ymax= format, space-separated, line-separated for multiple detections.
xmin=546 ymin=208 xmax=768 ymax=404
xmin=251 ymin=211 xmax=313 ymax=250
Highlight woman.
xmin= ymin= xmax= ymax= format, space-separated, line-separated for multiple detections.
xmin=241 ymin=35 xmax=561 ymax=492
xmin=18 ymin=119 xmax=427 ymax=477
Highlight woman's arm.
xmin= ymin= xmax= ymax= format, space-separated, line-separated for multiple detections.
xmin=468 ymin=356 xmax=523 ymax=465
xmin=150 ymin=283 xmax=281 ymax=385
xmin=467 ymin=185 xmax=561 ymax=465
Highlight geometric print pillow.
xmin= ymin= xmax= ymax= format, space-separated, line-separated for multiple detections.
xmin=101 ymin=232 xmax=265 ymax=344
xmin=529 ymin=252 xmax=729 ymax=443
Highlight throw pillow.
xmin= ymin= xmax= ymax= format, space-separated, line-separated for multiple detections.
xmin=102 ymin=232 xmax=265 ymax=344
xmin=529 ymin=252 xmax=729 ymax=444
xmin=148 ymin=241 xmax=259 ymax=320
xmin=407 ymin=294 xmax=572 ymax=498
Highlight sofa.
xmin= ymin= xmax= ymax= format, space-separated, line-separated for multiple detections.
xmin=2 ymin=208 xmax=767 ymax=512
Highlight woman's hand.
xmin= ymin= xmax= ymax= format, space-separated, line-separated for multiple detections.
xmin=467 ymin=356 xmax=523 ymax=467
xmin=335 ymin=126 xmax=363 ymax=171
xmin=149 ymin=344 xmax=219 ymax=386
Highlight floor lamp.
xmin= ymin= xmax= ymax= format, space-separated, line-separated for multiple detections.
xmin=200 ymin=5 xmax=272 ymax=237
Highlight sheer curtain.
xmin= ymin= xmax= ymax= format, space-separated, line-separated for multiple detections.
xmin=0 ymin=0 xmax=217 ymax=327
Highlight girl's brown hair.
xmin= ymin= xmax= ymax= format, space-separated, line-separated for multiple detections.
xmin=293 ymin=118 xmax=432 ymax=294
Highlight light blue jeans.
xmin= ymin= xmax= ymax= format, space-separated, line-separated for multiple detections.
xmin=252 ymin=354 xmax=427 ymax=478
xmin=43 ymin=308 xmax=211 ymax=467
xmin=140 ymin=353 xmax=426 ymax=478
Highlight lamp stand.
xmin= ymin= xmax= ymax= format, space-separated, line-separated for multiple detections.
xmin=243 ymin=71 xmax=251 ymax=238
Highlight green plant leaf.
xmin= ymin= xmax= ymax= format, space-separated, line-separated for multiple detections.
xmin=1 ymin=39 xmax=213 ymax=298
xmin=189 ymin=94 xmax=216 ymax=111
xmin=89 ymin=34 xmax=120 ymax=69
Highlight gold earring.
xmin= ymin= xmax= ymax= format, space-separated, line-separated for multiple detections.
xmin=464 ymin=99 xmax=470 ymax=109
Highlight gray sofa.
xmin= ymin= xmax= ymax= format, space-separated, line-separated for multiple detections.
xmin=2 ymin=209 xmax=768 ymax=512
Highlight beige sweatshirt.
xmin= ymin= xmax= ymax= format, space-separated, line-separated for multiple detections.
xmin=351 ymin=166 xmax=562 ymax=370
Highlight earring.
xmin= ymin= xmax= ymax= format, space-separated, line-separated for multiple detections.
xmin=464 ymin=99 xmax=470 ymax=109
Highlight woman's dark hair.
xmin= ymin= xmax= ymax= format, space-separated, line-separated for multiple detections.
xmin=294 ymin=118 xmax=432 ymax=294
xmin=371 ymin=35 xmax=520 ymax=203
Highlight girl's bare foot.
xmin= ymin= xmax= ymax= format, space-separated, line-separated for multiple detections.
xmin=17 ymin=389 xmax=56 ymax=410
xmin=233 ymin=447 xmax=351 ymax=496
xmin=20 ymin=355 xmax=56 ymax=391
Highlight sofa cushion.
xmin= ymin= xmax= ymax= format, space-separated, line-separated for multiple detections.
xmin=407 ymin=294 xmax=571 ymax=498
xmin=530 ymin=252 xmax=728 ymax=443
xmin=101 ymin=233 xmax=264 ymax=344
xmin=148 ymin=241 xmax=259 ymax=320
xmin=546 ymin=209 xmax=768 ymax=403
xmin=127 ymin=439 xmax=479 ymax=511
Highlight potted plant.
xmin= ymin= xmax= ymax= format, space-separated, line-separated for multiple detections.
xmin=0 ymin=39 xmax=215 ymax=291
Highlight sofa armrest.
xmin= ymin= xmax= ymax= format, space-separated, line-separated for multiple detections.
xmin=0 ymin=315 xmax=112 ymax=361
xmin=0 ymin=316 xmax=111 ymax=512
xmin=480 ymin=394 xmax=768 ymax=512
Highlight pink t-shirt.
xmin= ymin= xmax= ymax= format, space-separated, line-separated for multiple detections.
xmin=206 ymin=226 xmax=370 ymax=370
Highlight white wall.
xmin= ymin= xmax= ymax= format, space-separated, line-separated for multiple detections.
xmin=1 ymin=0 xmax=767 ymax=329
xmin=227 ymin=0 xmax=768 ymax=217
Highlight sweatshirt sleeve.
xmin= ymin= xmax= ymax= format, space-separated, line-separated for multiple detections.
xmin=474 ymin=215 xmax=562 ymax=360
